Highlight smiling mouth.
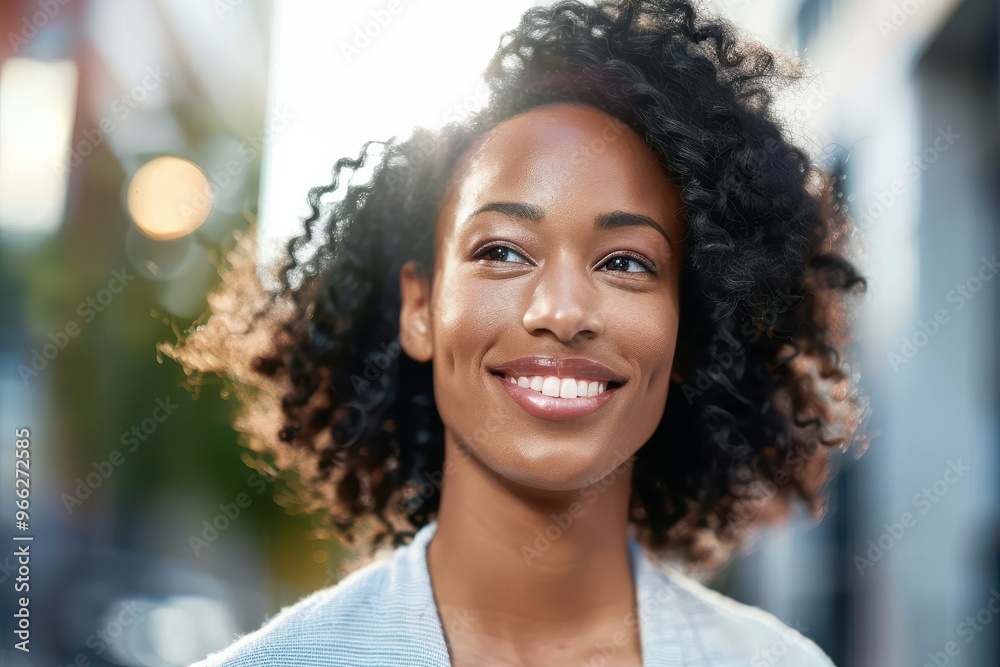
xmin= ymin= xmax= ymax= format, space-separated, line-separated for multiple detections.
xmin=489 ymin=371 xmax=623 ymax=398
xmin=487 ymin=370 xmax=624 ymax=421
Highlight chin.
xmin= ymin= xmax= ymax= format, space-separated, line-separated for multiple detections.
xmin=486 ymin=439 xmax=632 ymax=494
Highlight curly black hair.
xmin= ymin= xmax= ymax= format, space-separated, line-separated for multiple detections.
xmin=160 ymin=0 xmax=870 ymax=573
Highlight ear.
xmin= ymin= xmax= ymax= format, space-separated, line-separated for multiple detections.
xmin=399 ymin=260 xmax=433 ymax=363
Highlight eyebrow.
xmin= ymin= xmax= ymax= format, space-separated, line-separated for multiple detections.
xmin=466 ymin=201 xmax=673 ymax=249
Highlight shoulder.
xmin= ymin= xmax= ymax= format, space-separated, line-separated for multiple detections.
xmin=189 ymin=550 xmax=400 ymax=666
xmin=641 ymin=557 xmax=837 ymax=666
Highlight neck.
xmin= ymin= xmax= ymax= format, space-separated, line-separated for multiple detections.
xmin=426 ymin=432 xmax=641 ymax=663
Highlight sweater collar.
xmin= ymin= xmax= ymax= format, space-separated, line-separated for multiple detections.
xmin=402 ymin=520 xmax=695 ymax=666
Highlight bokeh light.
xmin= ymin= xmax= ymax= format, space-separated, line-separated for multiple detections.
xmin=126 ymin=156 xmax=212 ymax=240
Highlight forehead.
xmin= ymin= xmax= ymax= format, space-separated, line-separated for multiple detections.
xmin=436 ymin=103 xmax=680 ymax=242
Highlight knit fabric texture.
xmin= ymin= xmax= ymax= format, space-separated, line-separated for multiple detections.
xmin=191 ymin=520 xmax=836 ymax=666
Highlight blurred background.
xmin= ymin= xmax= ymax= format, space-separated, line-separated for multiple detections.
xmin=0 ymin=0 xmax=996 ymax=664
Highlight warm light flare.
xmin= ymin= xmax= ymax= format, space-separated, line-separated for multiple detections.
xmin=127 ymin=156 xmax=212 ymax=240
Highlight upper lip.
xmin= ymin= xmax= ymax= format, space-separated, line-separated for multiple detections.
xmin=487 ymin=356 xmax=628 ymax=385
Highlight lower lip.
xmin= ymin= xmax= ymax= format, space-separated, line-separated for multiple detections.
xmin=490 ymin=372 xmax=623 ymax=421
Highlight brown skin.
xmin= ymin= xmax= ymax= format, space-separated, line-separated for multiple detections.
xmin=399 ymin=102 xmax=685 ymax=666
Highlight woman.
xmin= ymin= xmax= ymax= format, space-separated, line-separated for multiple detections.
xmin=165 ymin=0 xmax=868 ymax=664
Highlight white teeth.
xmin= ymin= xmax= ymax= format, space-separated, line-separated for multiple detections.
xmin=559 ymin=378 xmax=578 ymax=398
xmin=503 ymin=374 xmax=609 ymax=397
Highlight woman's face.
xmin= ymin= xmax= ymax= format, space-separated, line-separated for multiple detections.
xmin=400 ymin=102 xmax=685 ymax=491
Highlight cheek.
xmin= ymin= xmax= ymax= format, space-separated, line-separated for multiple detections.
xmin=622 ymin=302 xmax=679 ymax=419
xmin=426 ymin=267 xmax=513 ymax=427
xmin=431 ymin=271 xmax=514 ymax=366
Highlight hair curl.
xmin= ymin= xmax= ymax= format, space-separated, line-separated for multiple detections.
xmin=160 ymin=0 xmax=870 ymax=574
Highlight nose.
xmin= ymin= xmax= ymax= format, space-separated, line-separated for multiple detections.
xmin=522 ymin=257 xmax=605 ymax=343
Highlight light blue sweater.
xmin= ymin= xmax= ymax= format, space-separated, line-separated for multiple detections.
xmin=192 ymin=520 xmax=836 ymax=666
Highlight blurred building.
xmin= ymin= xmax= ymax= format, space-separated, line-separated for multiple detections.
xmin=1 ymin=1 xmax=286 ymax=665
xmin=715 ymin=0 xmax=1000 ymax=664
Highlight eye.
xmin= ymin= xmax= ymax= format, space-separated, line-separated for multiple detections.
xmin=601 ymin=253 xmax=657 ymax=276
xmin=474 ymin=243 xmax=532 ymax=266
xmin=473 ymin=243 xmax=658 ymax=276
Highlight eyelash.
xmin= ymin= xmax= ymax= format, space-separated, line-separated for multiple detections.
xmin=472 ymin=242 xmax=658 ymax=277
